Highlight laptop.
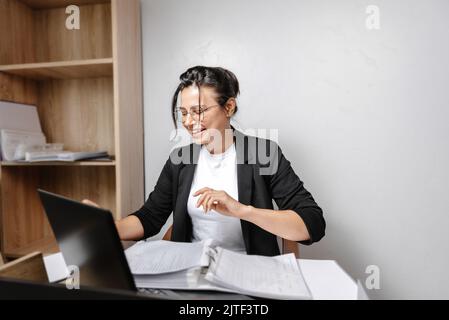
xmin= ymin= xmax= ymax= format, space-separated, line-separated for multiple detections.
xmin=0 ymin=276 xmax=159 ymax=300
xmin=37 ymin=189 xmax=251 ymax=300
xmin=38 ymin=189 xmax=136 ymax=291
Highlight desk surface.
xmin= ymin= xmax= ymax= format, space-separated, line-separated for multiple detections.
xmin=299 ymin=259 xmax=357 ymax=300
xmin=43 ymin=253 xmax=358 ymax=300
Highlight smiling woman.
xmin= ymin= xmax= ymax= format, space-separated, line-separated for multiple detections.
xmin=84 ymin=66 xmax=325 ymax=256
xmin=171 ymin=66 xmax=240 ymax=153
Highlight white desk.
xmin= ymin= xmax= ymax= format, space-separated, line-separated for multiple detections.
xmin=299 ymin=259 xmax=357 ymax=300
xmin=43 ymin=253 xmax=358 ymax=300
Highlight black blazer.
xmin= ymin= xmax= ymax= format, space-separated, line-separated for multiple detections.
xmin=131 ymin=127 xmax=325 ymax=256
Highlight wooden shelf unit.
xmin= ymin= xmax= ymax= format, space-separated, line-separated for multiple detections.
xmin=3 ymin=236 xmax=60 ymax=260
xmin=0 ymin=58 xmax=113 ymax=80
xmin=20 ymin=0 xmax=110 ymax=10
xmin=0 ymin=0 xmax=144 ymax=258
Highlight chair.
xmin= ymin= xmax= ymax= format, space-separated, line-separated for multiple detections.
xmin=0 ymin=251 xmax=49 ymax=283
xmin=162 ymin=225 xmax=299 ymax=258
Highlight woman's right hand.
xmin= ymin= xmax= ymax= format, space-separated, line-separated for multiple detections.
xmin=82 ymin=199 xmax=100 ymax=208
xmin=82 ymin=198 xmax=144 ymax=241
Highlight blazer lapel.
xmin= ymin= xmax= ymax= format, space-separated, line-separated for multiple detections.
xmin=234 ymin=129 xmax=254 ymax=253
xmin=173 ymin=143 xmax=201 ymax=242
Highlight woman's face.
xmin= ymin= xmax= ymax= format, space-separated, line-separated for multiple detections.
xmin=180 ymin=85 xmax=232 ymax=145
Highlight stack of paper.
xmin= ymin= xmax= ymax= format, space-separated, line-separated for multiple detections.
xmin=125 ymin=239 xmax=312 ymax=300
xmin=0 ymin=100 xmax=110 ymax=163
xmin=24 ymin=150 xmax=109 ymax=162
xmin=0 ymin=101 xmax=44 ymax=161
xmin=0 ymin=129 xmax=46 ymax=161
xmin=125 ymin=239 xmax=230 ymax=291
xmin=204 ymin=247 xmax=312 ymax=299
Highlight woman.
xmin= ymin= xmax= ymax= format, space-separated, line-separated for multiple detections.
xmin=85 ymin=66 xmax=325 ymax=256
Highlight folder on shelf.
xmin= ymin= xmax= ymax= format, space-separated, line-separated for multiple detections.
xmin=0 ymin=129 xmax=46 ymax=161
xmin=24 ymin=150 xmax=109 ymax=162
xmin=0 ymin=101 xmax=42 ymax=133
xmin=0 ymin=101 xmax=43 ymax=161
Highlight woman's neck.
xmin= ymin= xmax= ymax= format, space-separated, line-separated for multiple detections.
xmin=205 ymin=126 xmax=234 ymax=154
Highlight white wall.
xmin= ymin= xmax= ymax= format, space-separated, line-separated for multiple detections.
xmin=140 ymin=0 xmax=449 ymax=299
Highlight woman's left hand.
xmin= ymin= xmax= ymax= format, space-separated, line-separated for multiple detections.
xmin=193 ymin=187 xmax=250 ymax=218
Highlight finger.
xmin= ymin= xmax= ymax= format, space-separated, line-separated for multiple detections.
xmin=205 ymin=193 xmax=220 ymax=212
xmin=207 ymin=195 xmax=217 ymax=212
xmin=202 ymin=193 xmax=213 ymax=212
xmin=196 ymin=191 xmax=209 ymax=208
xmin=196 ymin=190 xmax=212 ymax=208
xmin=193 ymin=187 xmax=213 ymax=197
xmin=210 ymin=199 xmax=219 ymax=211
xmin=82 ymin=199 xmax=99 ymax=208
xmin=208 ymin=194 xmax=222 ymax=212
xmin=211 ymin=193 xmax=225 ymax=209
xmin=205 ymin=195 xmax=217 ymax=212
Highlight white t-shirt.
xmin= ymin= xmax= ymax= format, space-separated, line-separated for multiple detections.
xmin=187 ymin=143 xmax=247 ymax=253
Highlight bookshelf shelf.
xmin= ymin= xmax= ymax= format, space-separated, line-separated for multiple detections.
xmin=3 ymin=237 xmax=60 ymax=259
xmin=19 ymin=0 xmax=110 ymax=9
xmin=0 ymin=0 xmax=144 ymax=258
xmin=0 ymin=161 xmax=116 ymax=167
xmin=0 ymin=59 xmax=113 ymax=80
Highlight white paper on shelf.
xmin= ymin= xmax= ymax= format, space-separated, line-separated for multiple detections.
xmin=55 ymin=151 xmax=108 ymax=161
xmin=0 ymin=101 xmax=43 ymax=161
xmin=24 ymin=150 xmax=108 ymax=162
xmin=0 ymin=129 xmax=46 ymax=161
xmin=0 ymin=101 xmax=42 ymax=132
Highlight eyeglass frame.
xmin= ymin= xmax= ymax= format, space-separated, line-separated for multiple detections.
xmin=174 ymin=104 xmax=222 ymax=122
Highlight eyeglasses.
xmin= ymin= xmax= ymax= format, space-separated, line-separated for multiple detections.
xmin=174 ymin=104 xmax=221 ymax=122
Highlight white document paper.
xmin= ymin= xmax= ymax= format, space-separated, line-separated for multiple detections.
xmin=134 ymin=267 xmax=235 ymax=293
xmin=24 ymin=150 xmax=108 ymax=162
xmin=43 ymin=252 xmax=70 ymax=283
xmin=357 ymin=279 xmax=370 ymax=300
xmin=298 ymin=259 xmax=358 ymax=300
xmin=0 ymin=129 xmax=46 ymax=161
xmin=205 ymin=247 xmax=312 ymax=300
xmin=0 ymin=101 xmax=43 ymax=161
xmin=43 ymin=251 xmax=358 ymax=299
xmin=125 ymin=239 xmax=213 ymax=275
xmin=0 ymin=101 xmax=42 ymax=132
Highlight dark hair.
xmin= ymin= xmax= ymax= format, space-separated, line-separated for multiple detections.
xmin=171 ymin=66 xmax=240 ymax=128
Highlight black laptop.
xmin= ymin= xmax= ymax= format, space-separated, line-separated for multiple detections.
xmin=37 ymin=189 xmax=251 ymax=300
xmin=38 ymin=189 xmax=136 ymax=291
xmin=0 ymin=276 xmax=159 ymax=300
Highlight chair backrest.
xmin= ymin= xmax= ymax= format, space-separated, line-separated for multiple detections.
xmin=0 ymin=251 xmax=48 ymax=283
xmin=281 ymin=238 xmax=300 ymax=258
xmin=162 ymin=225 xmax=299 ymax=258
